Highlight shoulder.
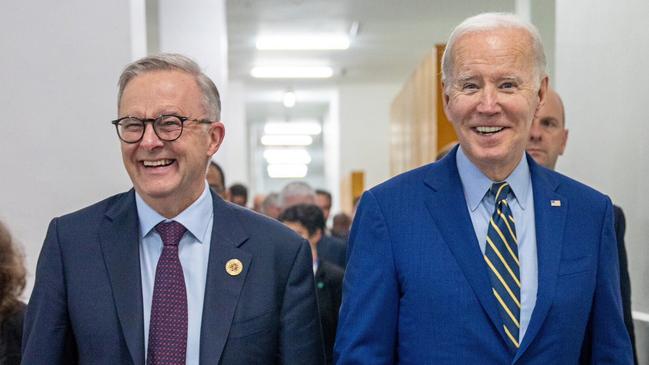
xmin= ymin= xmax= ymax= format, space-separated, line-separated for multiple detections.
xmin=535 ymin=165 xmax=611 ymax=207
xmin=223 ymin=201 xmax=307 ymax=254
xmin=54 ymin=190 xmax=133 ymax=225
xmin=370 ymin=162 xmax=433 ymax=198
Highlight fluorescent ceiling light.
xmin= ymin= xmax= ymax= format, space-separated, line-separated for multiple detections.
xmin=267 ymin=164 xmax=308 ymax=178
xmin=261 ymin=135 xmax=313 ymax=146
xmin=264 ymin=120 xmax=321 ymax=135
xmin=283 ymin=91 xmax=296 ymax=108
xmin=256 ymin=35 xmax=350 ymax=50
xmin=251 ymin=66 xmax=333 ymax=79
xmin=263 ymin=148 xmax=312 ymax=164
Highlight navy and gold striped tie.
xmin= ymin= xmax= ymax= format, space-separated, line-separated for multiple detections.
xmin=484 ymin=181 xmax=520 ymax=351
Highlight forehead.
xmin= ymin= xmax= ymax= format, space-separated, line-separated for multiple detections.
xmin=451 ymin=28 xmax=535 ymax=79
xmin=119 ymin=70 xmax=202 ymax=112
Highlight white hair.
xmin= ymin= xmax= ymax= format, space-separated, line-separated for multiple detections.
xmin=279 ymin=181 xmax=315 ymax=208
xmin=441 ymin=12 xmax=547 ymax=91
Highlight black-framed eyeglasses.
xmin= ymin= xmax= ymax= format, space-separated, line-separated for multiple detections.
xmin=110 ymin=115 xmax=213 ymax=143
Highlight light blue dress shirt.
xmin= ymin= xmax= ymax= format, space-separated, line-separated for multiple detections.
xmin=136 ymin=184 xmax=213 ymax=365
xmin=456 ymin=146 xmax=538 ymax=342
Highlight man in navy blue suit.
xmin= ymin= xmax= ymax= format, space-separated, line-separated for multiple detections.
xmin=335 ymin=13 xmax=633 ymax=364
xmin=22 ymin=54 xmax=324 ymax=364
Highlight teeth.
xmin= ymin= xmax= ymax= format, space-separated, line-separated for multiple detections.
xmin=143 ymin=159 xmax=173 ymax=167
xmin=476 ymin=126 xmax=504 ymax=133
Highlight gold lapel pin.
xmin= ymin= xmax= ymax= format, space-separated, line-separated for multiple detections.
xmin=225 ymin=259 xmax=243 ymax=276
xmin=550 ymin=200 xmax=561 ymax=207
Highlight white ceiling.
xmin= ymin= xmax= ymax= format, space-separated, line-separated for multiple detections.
xmin=227 ymin=0 xmax=516 ymax=87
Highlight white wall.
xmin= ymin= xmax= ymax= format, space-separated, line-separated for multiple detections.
xmin=555 ymin=1 xmax=649 ymax=360
xmin=216 ymin=80 xmax=248 ymax=186
xmin=0 ymin=1 xmax=138 ymax=296
xmin=338 ymin=82 xmax=401 ymax=190
xmin=0 ymin=0 xmax=232 ymax=298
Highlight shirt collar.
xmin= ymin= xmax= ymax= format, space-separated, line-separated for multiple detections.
xmin=135 ymin=184 xmax=214 ymax=242
xmin=456 ymin=146 xmax=531 ymax=211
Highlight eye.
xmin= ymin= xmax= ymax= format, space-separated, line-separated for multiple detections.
xmin=158 ymin=115 xmax=183 ymax=128
xmin=461 ymin=82 xmax=479 ymax=91
xmin=540 ymin=118 xmax=557 ymax=128
xmin=500 ymin=81 xmax=516 ymax=89
xmin=120 ymin=118 xmax=143 ymax=130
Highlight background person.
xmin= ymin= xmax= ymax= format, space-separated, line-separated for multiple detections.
xmin=279 ymin=204 xmax=343 ymax=365
xmin=206 ymin=160 xmax=227 ymax=199
xmin=0 ymin=220 xmax=26 ymax=365
xmin=228 ymin=183 xmax=248 ymax=207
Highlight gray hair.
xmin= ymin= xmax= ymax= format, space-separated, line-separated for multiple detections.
xmin=441 ymin=12 xmax=547 ymax=91
xmin=262 ymin=192 xmax=280 ymax=213
xmin=117 ymin=53 xmax=222 ymax=121
xmin=279 ymin=181 xmax=316 ymax=208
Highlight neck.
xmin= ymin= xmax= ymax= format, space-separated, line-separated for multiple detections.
xmin=470 ymin=153 xmax=524 ymax=182
xmin=309 ymin=241 xmax=318 ymax=263
xmin=141 ymin=183 xmax=205 ymax=219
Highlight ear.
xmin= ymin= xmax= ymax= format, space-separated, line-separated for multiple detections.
xmin=441 ymin=81 xmax=452 ymax=118
xmin=559 ymin=128 xmax=569 ymax=155
xmin=533 ymin=76 xmax=549 ymax=119
xmin=207 ymin=121 xmax=225 ymax=156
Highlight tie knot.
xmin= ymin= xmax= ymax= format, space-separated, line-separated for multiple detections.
xmin=155 ymin=221 xmax=187 ymax=247
xmin=491 ymin=182 xmax=511 ymax=203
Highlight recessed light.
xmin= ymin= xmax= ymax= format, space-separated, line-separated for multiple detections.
xmin=264 ymin=120 xmax=321 ymax=135
xmin=267 ymin=164 xmax=308 ymax=178
xmin=250 ymin=66 xmax=334 ymax=79
xmin=256 ymin=35 xmax=350 ymax=50
xmin=263 ymin=148 xmax=312 ymax=164
xmin=261 ymin=135 xmax=313 ymax=146
xmin=283 ymin=91 xmax=296 ymax=108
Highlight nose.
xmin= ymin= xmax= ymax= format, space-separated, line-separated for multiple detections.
xmin=139 ymin=123 xmax=164 ymax=150
xmin=476 ymin=86 xmax=500 ymax=115
xmin=529 ymin=120 xmax=543 ymax=141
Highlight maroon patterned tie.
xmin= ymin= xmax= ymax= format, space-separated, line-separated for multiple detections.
xmin=148 ymin=221 xmax=188 ymax=365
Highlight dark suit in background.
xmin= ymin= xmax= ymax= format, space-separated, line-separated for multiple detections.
xmin=0 ymin=304 xmax=24 ymax=365
xmin=315 ymin=260 xmax=343 ymax=365
xmin=615 ymin=205 xmax=637 ymax=365
xmin=317 ymin=235 xmax=346 ymax=269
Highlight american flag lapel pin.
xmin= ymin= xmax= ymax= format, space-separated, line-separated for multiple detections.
xmin=550 ymin=200 xmax=561 ymax=207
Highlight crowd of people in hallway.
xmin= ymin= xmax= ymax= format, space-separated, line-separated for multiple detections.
xmin=0 ymin=10 xmax=639 ymax=365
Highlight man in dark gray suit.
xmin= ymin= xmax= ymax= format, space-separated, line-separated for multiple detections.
xmin=23 ymin=54 xmax=324 ymax=365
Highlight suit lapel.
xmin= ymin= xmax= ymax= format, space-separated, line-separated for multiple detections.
xmin=99 ymin=190 xmax=145 ymax=365
xmin=514 ymin=157 xmax=567 ymax=362
xmin=199 ymin=191 xmax=251 ymax=363
xmin=423 ymin=148 xmax=510 ymax=346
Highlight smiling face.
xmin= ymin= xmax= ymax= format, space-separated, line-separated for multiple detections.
xmin=443 ymin=27 xmax=547 ymax=181
xmin=118 ymin=70 xmax=224 ymax=217
xmin=526 ymin=88 xmax=568 ymax=170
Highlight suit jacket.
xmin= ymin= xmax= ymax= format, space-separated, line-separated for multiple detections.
xmin=315 ymin=260 xmax=344 ymax=365
xmin=22 ymin=189 xmax=325 ymax=364
xmin=334 ymin=147 xmax=632 ymax=364
xmin=614 ymin=206 xmax=637 ymax=364
xmin=317 ymin=235 xmax=347 ymax=269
